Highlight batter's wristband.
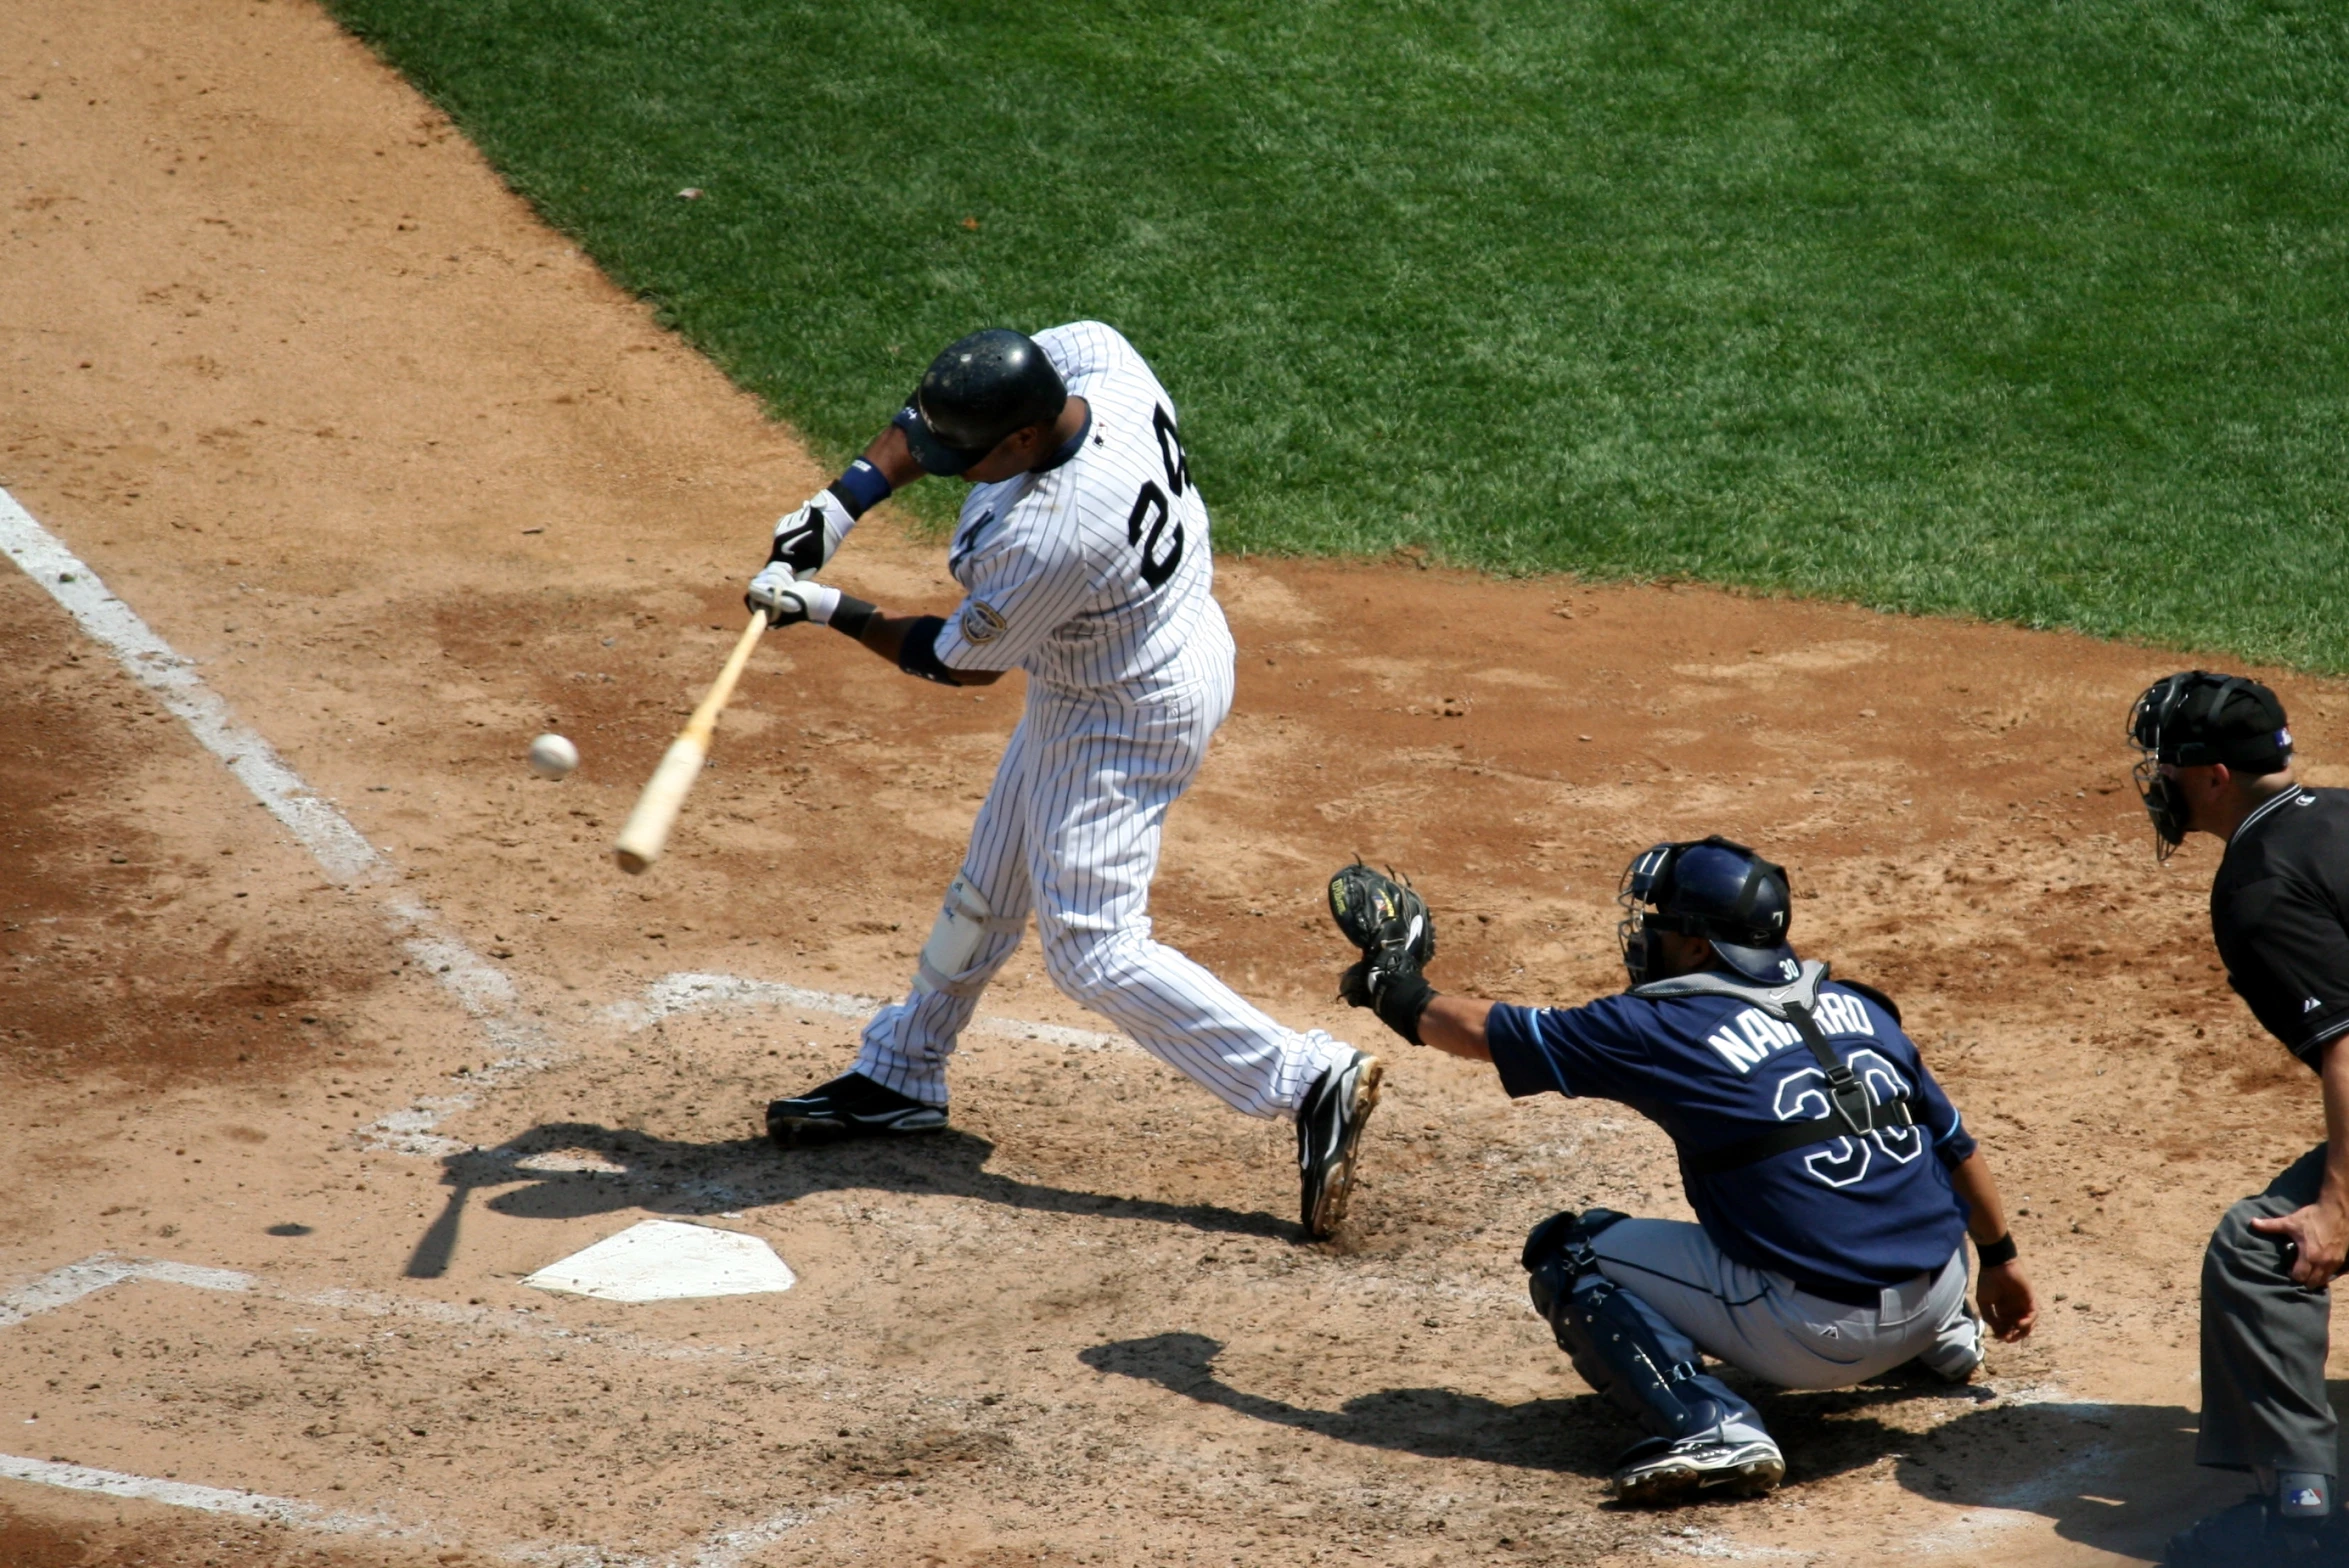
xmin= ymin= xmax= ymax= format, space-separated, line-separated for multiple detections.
xmin=829 ymin=594 xmax=879 ymax=641
xmin=827 ymin=458 xmax=893 ymax=520
xmin=1373 ymin=969 xmax=1437 ymax=1046
xmin=1975 ymin=1232 xmax=2018 ymax=1268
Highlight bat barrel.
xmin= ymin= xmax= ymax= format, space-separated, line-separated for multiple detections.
xmin=609 ymin=608 xmax=766 ymax=875
xmin=612 ymin=733 xmax=709 ymax=874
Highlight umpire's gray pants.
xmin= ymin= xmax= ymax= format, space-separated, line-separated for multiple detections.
xmin=2199 ymin=1143 xmax=2341 ymax=1475
xmin=1589 ymin=1219 xmax=1977 ymax=1444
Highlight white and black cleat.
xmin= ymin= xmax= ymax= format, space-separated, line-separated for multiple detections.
xmin=1608 ymin=1433 xmax=1786 ymax=1507
xmin=1296 ymin=1051 xmax=1383 ymax=1239
xmin=766 ymin=1072 xmax=948 ymax=1146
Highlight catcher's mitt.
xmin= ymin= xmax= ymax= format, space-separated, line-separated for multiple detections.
xmin=1327 ymin=861 xmax=1435 ymax=966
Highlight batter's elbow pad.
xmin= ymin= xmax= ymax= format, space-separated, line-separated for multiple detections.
xmin=897 ymin=616 xmax=960 ymax=684
xmin=1523 ymin=1209 xmax=1719 ymax=1442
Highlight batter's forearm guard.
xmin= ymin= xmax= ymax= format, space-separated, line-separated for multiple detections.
xmin=828 ymin=594 xmax=879 ymax=641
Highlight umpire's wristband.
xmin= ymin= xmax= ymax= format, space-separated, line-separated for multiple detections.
xmin=1373 ymin=969 xmax=1437 ymax=1046
xmin=1975 ymin=1232 xmax=2018 ymax=1268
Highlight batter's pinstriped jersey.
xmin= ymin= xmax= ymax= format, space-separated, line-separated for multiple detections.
xmin=852 ymin=320 xmax=1350 ymax=1123
xmin=931 ymin=321 xmax=1223 ymax=695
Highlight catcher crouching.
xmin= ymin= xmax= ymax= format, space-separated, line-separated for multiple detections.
xmin=1325 ymin=843 xmax=2038 ymax=1505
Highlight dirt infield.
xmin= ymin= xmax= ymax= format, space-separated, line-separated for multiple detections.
xmin=6 ymin=2 xmax=2349 ymax=1564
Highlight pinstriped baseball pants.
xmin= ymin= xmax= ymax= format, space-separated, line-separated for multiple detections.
xmin=854 ymin=659 xmax=1352 ymax=1119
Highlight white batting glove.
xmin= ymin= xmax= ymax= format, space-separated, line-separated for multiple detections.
xmin=768 ymin=492 xmax=857 ymax=575
xmin=747 ymin=569 xmax=842 ymax=628
xmin=745 ymin=561 xmax=805 ymax=625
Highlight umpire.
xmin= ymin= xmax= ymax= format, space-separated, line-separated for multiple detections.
xmin=2134 ymin=673 xmax=2349 ymax=1566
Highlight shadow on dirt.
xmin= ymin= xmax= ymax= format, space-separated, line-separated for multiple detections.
xmin=403 ymin=1123 xmax=1293 ymax=1277
xmin=1081 ymin=1329 xmax=2235 ymax=1552
xmin=1082 ymin=1330 xmax=1619 ymax=1478
xmin=1866 ymin=1392 xmax=2271 ymax=1565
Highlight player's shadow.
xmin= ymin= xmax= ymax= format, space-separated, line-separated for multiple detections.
xmin=1867 ymin=1390 xmax=2313 ymax=1561
xmin=1081 ymin=1330 xmax=1618 ymax=1477
xmin=403 ymin=1122 xmax=1292 ymax=1277
xmin=1083 ymin=1329 xmax=2227 ymax=1543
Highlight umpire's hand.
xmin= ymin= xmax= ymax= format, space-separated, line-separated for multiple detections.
xmin=2251 ymin=1198 xmax=2349 ymax=1288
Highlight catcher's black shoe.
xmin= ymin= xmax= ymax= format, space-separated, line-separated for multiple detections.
xmin=1609 ymin=1433 xmax=1785 ymax=1507
xmin=2166 ymin=1496 xmax=2344 ymax=1566
xmin=1297 ymin=1051 xmax=1383 ymax=1239
xmin=766 ymin=1072 xmax=947 ymax=1146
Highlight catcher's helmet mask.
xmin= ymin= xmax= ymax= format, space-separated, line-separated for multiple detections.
xmin=1617 ymin=835 xmax=1797 ymax=987
xmin=893 ymin=327 xmax=1070 ymax=477
xmin=2126 ymin=671 xmax=2293 ymax=860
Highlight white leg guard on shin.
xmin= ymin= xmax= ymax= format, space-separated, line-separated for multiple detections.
xmin=914 ymin=873 xmax=997 ymax=998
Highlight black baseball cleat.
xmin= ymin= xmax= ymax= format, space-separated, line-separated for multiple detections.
xmin=2165 ymin=1496 xmax=2344 ymax=1566
xmin=1296 ymin=1051 xmax=1383 ymax=1239
xmin=1609 ymin=1433 xmax=1786 ymax=1507
xmin=766 ymin=1072 xmax=948 ymax=1146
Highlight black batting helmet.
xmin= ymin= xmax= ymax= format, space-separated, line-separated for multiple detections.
xmin=891 ymin=328 xmax=1068 ymax=476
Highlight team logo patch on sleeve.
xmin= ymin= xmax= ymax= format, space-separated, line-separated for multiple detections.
xmin=960 ymin=600 xmax=1008 ymax=644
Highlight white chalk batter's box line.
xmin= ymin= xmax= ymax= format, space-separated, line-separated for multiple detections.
xmin=0 ymin=1254 xmax=857 ymax=1566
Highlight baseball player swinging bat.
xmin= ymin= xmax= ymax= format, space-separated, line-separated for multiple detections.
xmin=612 ymin=607 xmax=767 ymax=874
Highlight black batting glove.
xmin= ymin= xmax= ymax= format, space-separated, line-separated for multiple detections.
xmin=1339 ymin=951 xmax=1437 ymax=1046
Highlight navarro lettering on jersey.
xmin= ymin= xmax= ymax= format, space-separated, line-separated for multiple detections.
xmin=1702 ymin=990 xmax=1876 ymax=1074
xmin=960 ymin=600 xmax=1008 ymax=644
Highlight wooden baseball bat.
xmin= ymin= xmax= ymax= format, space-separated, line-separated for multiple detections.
xmin=613 ymin=607 xmax=768 ymax=874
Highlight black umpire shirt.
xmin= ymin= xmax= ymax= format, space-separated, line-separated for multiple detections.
xmin=2211 ymin=785 xmax=2349 ymax=1068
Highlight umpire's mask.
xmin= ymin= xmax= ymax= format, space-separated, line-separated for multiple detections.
xmin=2126 ymin=671 xmax=2292 ymax=860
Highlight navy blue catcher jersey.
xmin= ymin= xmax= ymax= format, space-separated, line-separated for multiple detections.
xmin=1485 ymin=969 xmax=1977 ymax=1300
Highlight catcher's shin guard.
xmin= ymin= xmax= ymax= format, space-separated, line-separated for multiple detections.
xmin=1525 ymin=1209 xmax=1724 ymax=1442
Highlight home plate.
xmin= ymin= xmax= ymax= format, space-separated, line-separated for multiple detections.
xmin=521 ymin=1220 xmax=796 ymax=1302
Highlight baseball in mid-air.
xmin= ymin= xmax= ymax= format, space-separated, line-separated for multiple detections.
xmin=527 ymin=732 xmax=579 ymax=780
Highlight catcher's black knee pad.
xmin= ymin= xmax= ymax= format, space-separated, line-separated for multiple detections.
xmin=1522 ymin=1206 xmax=1629 ymax=1305
xmin=1523 ymin=1206 xmax=1626 ymax=1264
xmin=1522 ymin=1208 xmax=1717 ymax=1442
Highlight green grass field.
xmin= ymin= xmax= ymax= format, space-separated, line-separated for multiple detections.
xmin=326 ymin=0 xmax=2349 ymax=670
